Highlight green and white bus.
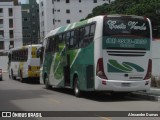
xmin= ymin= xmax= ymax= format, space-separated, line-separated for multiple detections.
xmin=40 ymin=15 xmax=152 ymax=97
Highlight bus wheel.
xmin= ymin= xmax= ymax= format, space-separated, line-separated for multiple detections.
xmin=45 ymin=76 xmax=52 ymax=89
xmin=11 ymin=70 xmax=16 ymax=80
xmin=74 ymin=78 xmax=81 ymax=97
xmin=20 ymin=71 xmax=25 ymax=83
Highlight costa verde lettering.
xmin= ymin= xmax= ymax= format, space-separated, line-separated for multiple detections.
xmin=107 ymin=20 xmax=126 ymax=30
xmin=107 ymin=20 xmax=147 ymax=31
xmin=128 ymin=21 xmax=146 ymax=30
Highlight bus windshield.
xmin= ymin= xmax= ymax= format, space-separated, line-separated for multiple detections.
xmin=103 ymin=17 xmax=150 ymax=38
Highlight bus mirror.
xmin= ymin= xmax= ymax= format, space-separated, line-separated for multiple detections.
xmin=37 ymin=47 xmax=44 ymax=58
xmin=37 ymin=47 xmax=42 ymax=58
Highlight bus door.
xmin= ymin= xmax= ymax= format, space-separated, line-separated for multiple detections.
xmin=64 ymin=54 xmax=70 ymax=86
xmin=54 ymin=34 xmax=70 ymax=87
xmin=64 ymin=32 xmax=71 ymax=86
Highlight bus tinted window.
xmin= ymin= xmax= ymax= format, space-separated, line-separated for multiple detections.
xmin=65 ymin=32 xmax=71 ymax=48
xmin=90 ymin=24 xmax=96 ymax=37
xmin=70 ymin=30 xmax=79 ymax=49
xmin=11 ymin=49 xmax=28 ymax=62
xmin=79 ymin=24 xmax=95 ymax=48
xmin=104 ymin=17 xmax=150 ymax=38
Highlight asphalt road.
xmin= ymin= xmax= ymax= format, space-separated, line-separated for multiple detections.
xmin=0 ymin=73 xmax=160 ymax=120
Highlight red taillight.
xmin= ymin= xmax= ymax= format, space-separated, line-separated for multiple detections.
xmin=144 ymin=59 xmax=152 ymax=80
xmin=96 ymin=58 xmax=108 ymax=79
xmin=102 ymin=80 xmax=107 ymax=85
xmin=28 ymin=66 xmax=31 ymax=71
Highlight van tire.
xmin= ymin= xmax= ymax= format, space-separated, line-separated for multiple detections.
xmin=11 ymin=70 xmax=16 ymax=80
xmin=20 ymin=71 xmax=25 ymax=83
xmin=74 ymin=77 xmax=81 ymax=97
xmin=45 ymin=76 xmax=52 ymax=89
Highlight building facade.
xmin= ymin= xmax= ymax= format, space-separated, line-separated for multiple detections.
xmin=39 ymin=0 xmax=111 ymax=40
xmin=0 ymin=0 xmax=22 ymax=71
xmin=0 ymin=0 xmax=22 ymax=51
xmin=21 ymin=0 xmax=40 ymax=45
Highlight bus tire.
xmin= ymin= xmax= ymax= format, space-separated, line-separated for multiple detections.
xmin=45 ymin=76 xmax=52 ymax=89
xmin=74 ymin=78 xmax=81 ymax=97
xmin=20 ymin=71 xmax=25 ymax=83
xmin=11 ymin=70 xmax=16 ymax=80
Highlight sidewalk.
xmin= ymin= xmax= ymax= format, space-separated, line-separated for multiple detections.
xmin=132 ymin=87 xmax=160 ymax=101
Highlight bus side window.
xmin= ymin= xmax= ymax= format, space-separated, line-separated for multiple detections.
xmin=25 ymin=49 xmax=28 ymax=61
xmin=69 ymin=30 xmax=79 ymax=49
xmin=45 ymin=39 xmax=50 ymax=53
xmin=57 ymin=34 xmax=64 ymax=51
xmin=79 ymin=25 xmax=90 ymax=48
xmin=73 ymin=29 xmax=79 ymax=49
xmin=90 ymin=23 xmax=96 ymax=40
xmin=65 ymin=32 xmax=71 ymax=49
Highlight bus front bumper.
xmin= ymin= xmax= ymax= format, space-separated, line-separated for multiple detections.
xmin=95 ymin=76 xmax=151 ymax=92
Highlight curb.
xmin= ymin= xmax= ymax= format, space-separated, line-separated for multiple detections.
xmin=132 ymin=92 xmax=160 ymax=102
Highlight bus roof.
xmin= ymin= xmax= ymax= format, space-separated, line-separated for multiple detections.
xmin=44 ymin=16 xmax=96 ymax=39
xmin=9 ymin=44 xmax=42 ymax=52
xmin=44 ymin=14 xmax=148 ymax=39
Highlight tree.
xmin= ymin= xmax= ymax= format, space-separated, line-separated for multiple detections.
xmin=84 ymin=0 xmax=160 ymax=37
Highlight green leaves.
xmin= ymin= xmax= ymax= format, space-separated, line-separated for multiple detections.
xmin=85 ymin=0 xmax=160 ymax=37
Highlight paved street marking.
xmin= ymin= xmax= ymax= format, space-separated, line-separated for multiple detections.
xmin=100 ymin=117 xmax=112 ymax=120
xmin=49 ymin=98 xmax=61 ymax=104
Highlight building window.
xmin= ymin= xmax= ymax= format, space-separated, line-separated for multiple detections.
xmin=79 ymin=0 xmax=81 ymax=2
xmin=23 ymin=17 xmax=29 ymax=21
xmin=0 ymin=8 xmax=3 ymax=17
xmin=0 ymin=41 xmax=4 ymax=50
xmin=0 ymin=19 xmax=3 ymax=28
xmin=41 ymin=2 xmax=43 ymax=7
xmin=52 ymin=0 xmax=54 ymax=4
xmin=57 ymin=10 xmax=60 ymax=12
xmin=79 ymin=10 xmax=82 ymax=13
xmin=57 ymin=0 xmax=60 ymax=2
xmin=10 ymin=41 xmax=14 ymax=48
xmin=93 ymin=0 xmax=97 ymax=3
xmin=23 ymin=34 xmax=31 ymax=38
xmin=8 ymin=8 xmax=13 ymax=16
xmin=0 ymin=30 xmax=4 ymax=38
xmin=23 ymin=26 xmax=29 ymax=30
xmin=32 ymin=14 xmax=35 ymax=19
xmin=66 ymin=19 xmax=70 ymax=24
xmin=42 ymin=11 xmax=44 ymax=16
xmin=0 ymin=8 xmax=3 ymax=13
xmin=9 ymin=30 xmax=14 ymax=38
xmin=41 ymin=21 xmax=44 ymax=26
xmin=53 ymin=19 xmax=55 ymax=25
xmin=66 ymin=0 xmax=70 ymax=3
xmin=66 ymin=9 xmax=70 ymax=13
xmin=52 ymin=8 xmax=54 ymax=14
xmin=9 ymin=19 xmax=13 ymax=28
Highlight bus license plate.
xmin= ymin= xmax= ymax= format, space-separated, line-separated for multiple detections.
xmin=121 ymin=83 xmax=131 ymax=87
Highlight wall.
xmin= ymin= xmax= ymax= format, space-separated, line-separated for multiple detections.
xmin=0 ymin=56 xmax=8 ymax=72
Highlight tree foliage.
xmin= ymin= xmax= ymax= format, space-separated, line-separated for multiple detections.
xmin=84 ymin=0 xmax=160 ymax=37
